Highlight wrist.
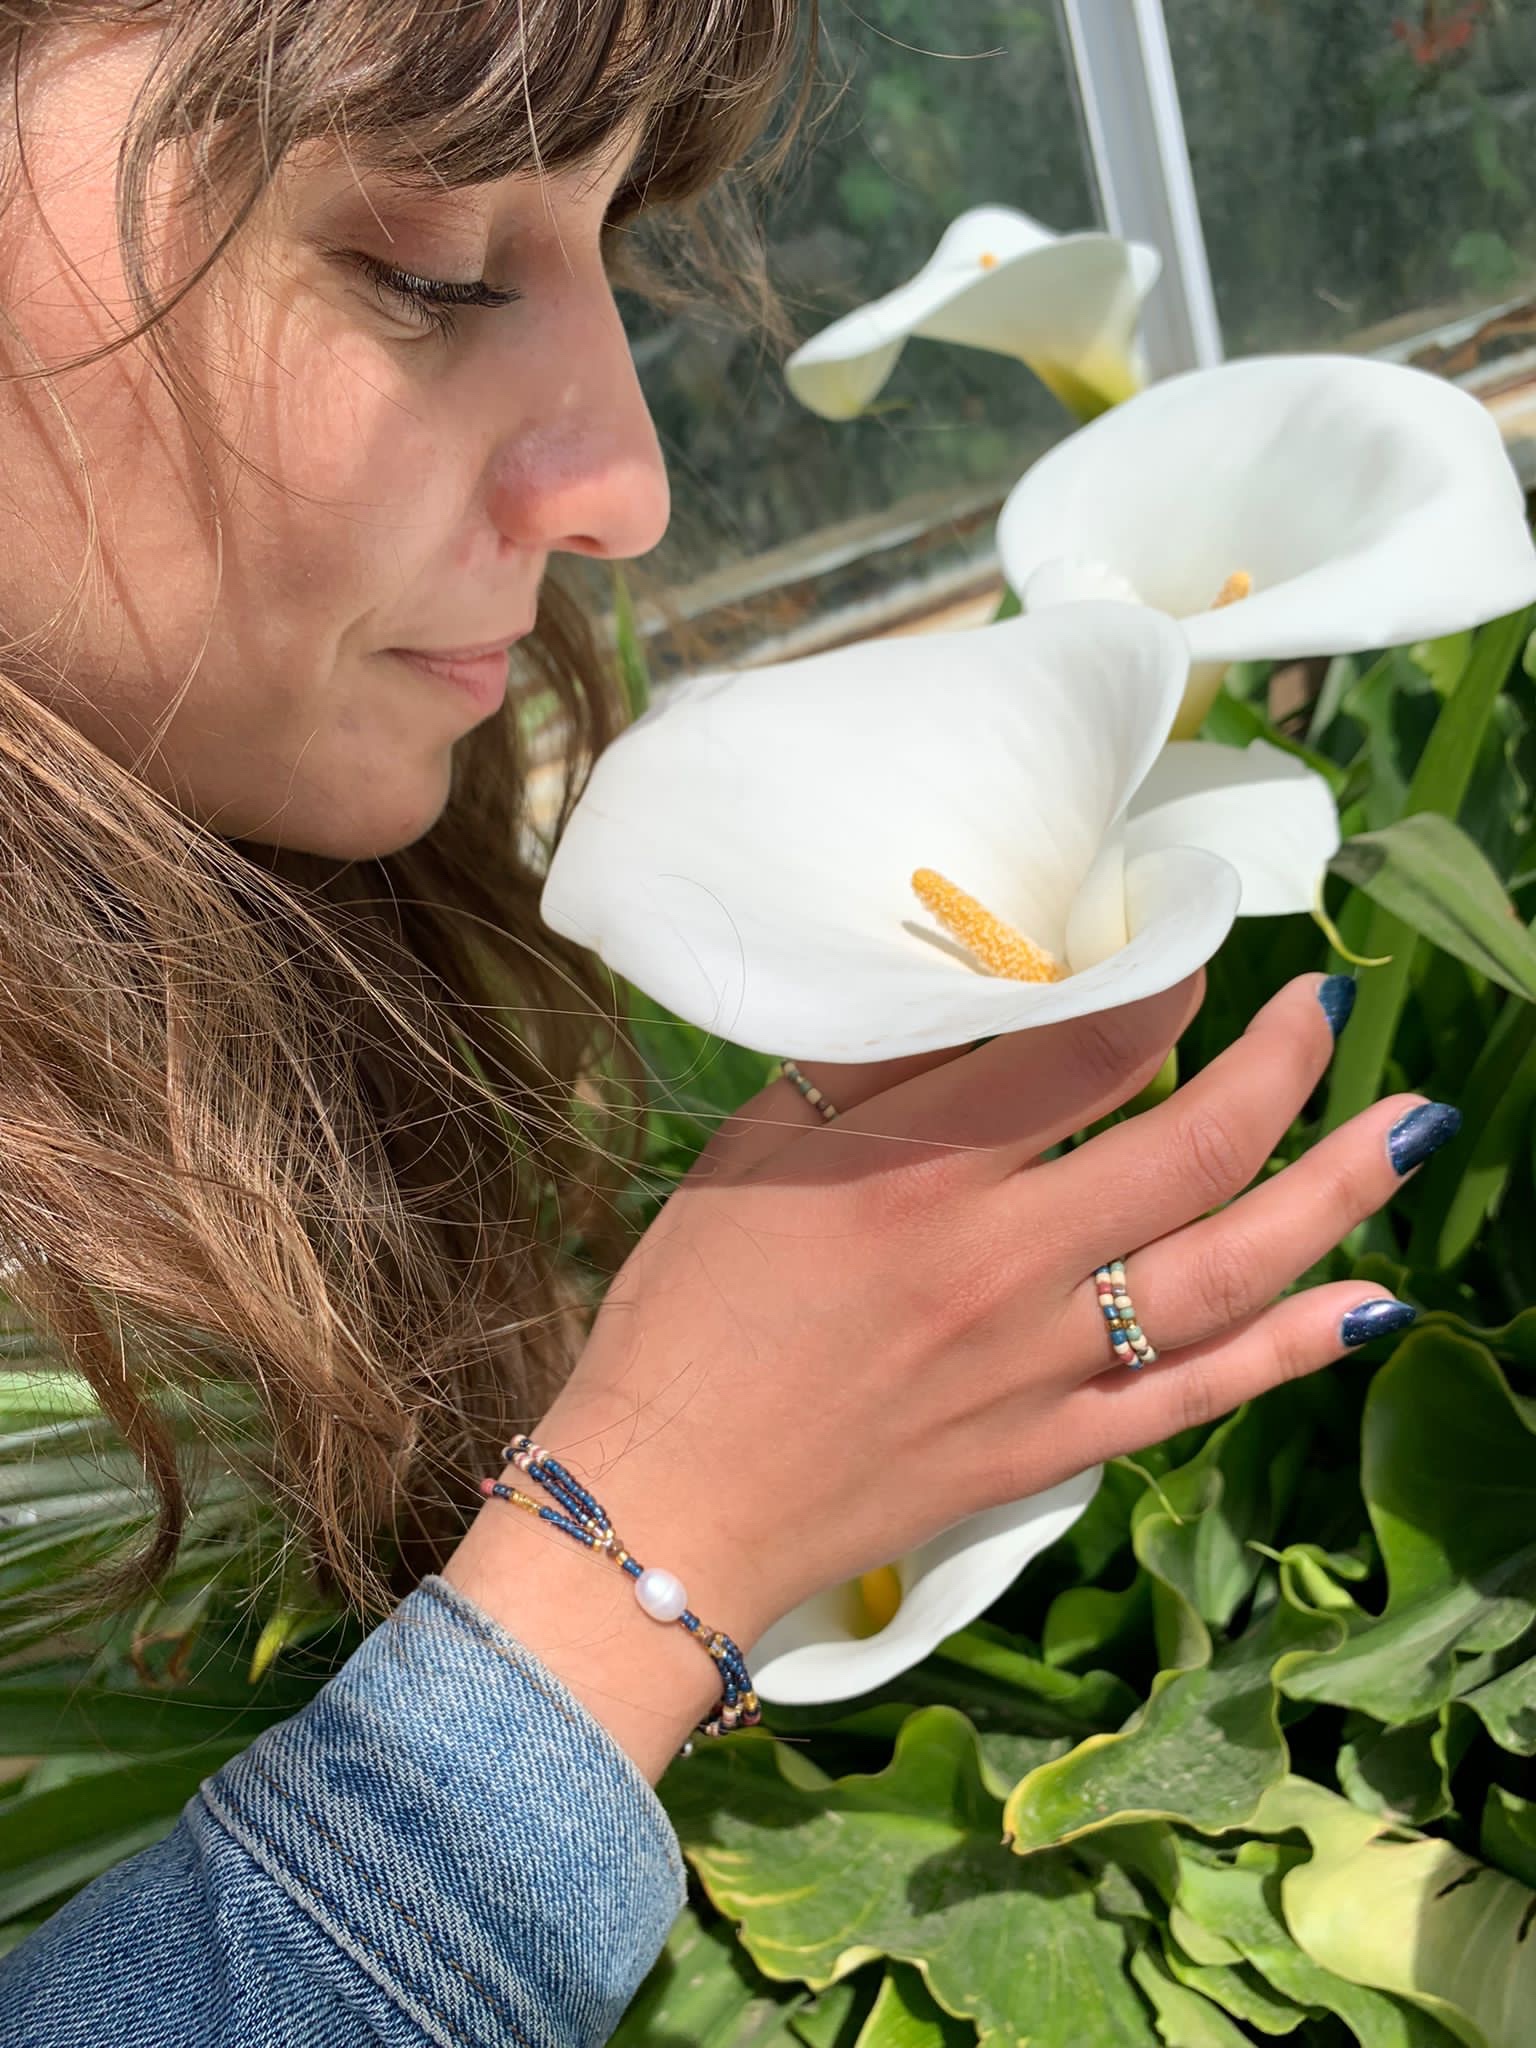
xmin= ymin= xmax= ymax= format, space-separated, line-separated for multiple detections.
xmin=441 ymin=1428 xmax=770 ymax=1785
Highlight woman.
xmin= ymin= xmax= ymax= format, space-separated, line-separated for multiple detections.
xmin=0 ymin=4 xmax=1455 ymax=2044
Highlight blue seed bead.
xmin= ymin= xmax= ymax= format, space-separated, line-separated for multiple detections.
xmin=621 ymin=1558 xmax=641 ymax=1577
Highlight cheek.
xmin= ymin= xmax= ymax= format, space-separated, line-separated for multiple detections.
xmin=216 ymin=310 xmax=461 ymax=637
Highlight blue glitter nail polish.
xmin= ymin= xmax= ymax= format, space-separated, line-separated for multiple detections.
xmin=1387 ymin=1101 xmax=1462 ymax=1175
xmin=1340 ymin=1299 xmax=1418 ymax=1348
xmin=1317 ymin=974 xmax=1357 ymax=1038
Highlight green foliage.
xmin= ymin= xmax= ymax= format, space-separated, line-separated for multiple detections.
xmin=8 ymin=607 xmax=1536 ymax=2042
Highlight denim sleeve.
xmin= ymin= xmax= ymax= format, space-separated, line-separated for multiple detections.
xmin=0 ymin=1574 xmax=689 ymax=2048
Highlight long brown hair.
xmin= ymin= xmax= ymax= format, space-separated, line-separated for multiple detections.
xmin=0 ymin=0 xmax=813 ymax=1618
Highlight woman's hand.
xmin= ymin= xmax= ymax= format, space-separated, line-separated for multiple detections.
xmin=446 ymin=972 xmax=1457 ymax=1778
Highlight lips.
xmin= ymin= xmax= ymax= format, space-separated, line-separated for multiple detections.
xmin=389 ymin=645 xmax=517 ymax=714
xmin=398 ymin=632 xmax=528 ymax=661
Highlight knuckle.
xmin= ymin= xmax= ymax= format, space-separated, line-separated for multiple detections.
xmin=1268 ymin=1310 xmax=1321 ymax=1388
xmin=1172 ymin=1355 xmax=1224 ymax=1434
xmin=1177 ymin=1106 xmax=1252 ymax=1210
xmin=1073 ymin=1008 xmax=1160 ymax=1097
xmin=1187 ymin=1230 xmax=1260 ymax=1329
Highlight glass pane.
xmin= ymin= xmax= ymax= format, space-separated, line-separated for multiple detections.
xmin=1165 ymin=0 xmax=1536 ymax=364
xmin=619 ymin=5 xmax=1098 ymax=677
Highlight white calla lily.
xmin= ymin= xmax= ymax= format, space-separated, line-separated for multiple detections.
xmin=1129 ymin=739 xmax=1341 ymax=916
xmin=998 ymin=353 xmax=1536 ymax=738
xmin=785 ymin=205 xmax=1162 ymax=426
xmin=749 ymin=1468 xmax=1102 ymax=1705
xmin=541 ymin=604 xmax=1341 ymax=1063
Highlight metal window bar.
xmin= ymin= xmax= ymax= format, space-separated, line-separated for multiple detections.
xmin=1057 ymin=0 xmax=1225 ymax=378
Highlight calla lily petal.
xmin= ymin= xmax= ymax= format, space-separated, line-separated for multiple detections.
xmin=1126 ymin=740 xmax=1341 ymax=916
xmin=785 ymin=206 xmax=1161 ymax=424
xmin=751 ymin=1467 xmax=1102 ymax=1705
xmin=541 ymin=605 xmax=1242 ymax=1060
xmin=998 ymin=354 xmax=1536 ymax=667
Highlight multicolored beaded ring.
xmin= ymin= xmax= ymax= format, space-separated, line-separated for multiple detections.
xmin=779 ymin=1057 xmax=841 ymax=1122
xmin=477 ymin=1434 xmax=761 ymax=1756
xmin=1094 ymin=1257 xmax=1158 ymax=1368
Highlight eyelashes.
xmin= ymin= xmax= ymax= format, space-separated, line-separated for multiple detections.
xmin=343 ymin=250 xmax=523 ymax=338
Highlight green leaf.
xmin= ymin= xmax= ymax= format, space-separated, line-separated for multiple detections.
xmin=1174 ymin=1832 xmax=1459 ymax=2047
xmin=0 ymin=1652 xmax=323 ymax=1755
xmin=1481 ymin=1788 xmax=1536 ymax=1891
xmin=1128 ymin=1945 xmax=1254 ymax=2047
xmin=1330 ymin=814 xmax=1536 ymax=1003
xmin=1279 ymin=1331 xmax=1536 ymax=1725
xmin=790 ymin=1975 xmax=876 ymax=2048
xmin=662 ymin=1709 xmax=1161 ymax=2048
xmin=612 ymin=1900 xmax=814 ymax=2046
xmin=0 ymin=1751 xmax=243 ymax=1921
xmin=1253 ymin=1776 xmax=1536 ymax=2048
xmin=1407 ymin=995 xmax=1536 ymax=1270
xmin=852 ymin=1965 xmax=977 ymax=2048
xmin=1457 ymin=1651 xmax=1536 ymax=1755
xmin=1324 ymin=606 xmax=1534 ymax=1131
xmin=1000 ymin=1415 xmax=1343 ymax=1852
xmin=1336 ymin=1709 xmax=1461 ymax=1826
xmin=1158 ymin=1939 xmax=1315 ymax=2036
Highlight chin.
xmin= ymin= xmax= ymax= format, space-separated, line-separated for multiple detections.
xmin=222 ymin=762 xmax=454 ymax=862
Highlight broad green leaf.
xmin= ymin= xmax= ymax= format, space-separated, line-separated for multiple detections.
xmin=1253 ymin=1777 xmax=1536 ymax=2048
xmin=1324 ymin=605 xmax=1533 ymax=1132
xmin=1408 ymin=994 xmax=1536 ymax=1270
xmin=612 ymin=1900 xmax=813 ymax=2047
xmin=852 ymin=1965 xmax=976 ymax=2048
xmin=662 ymin=1709 xmax=1160 ymax=2048
xmin=1335 ymin=1709 xmax=1462 ymax=1825
xmin=1279 ymin=1332 xmax=1536 ymax=1723
xmin=1159 ymin=1940 xmax=1314 ymax=2036
xmin=791 ymin=1975 xmax=875 ymax=2048
xmin=1128 ymin=1945 xmax=1253 ymax=2048
xmin=1330 ymin=814 xmax=1536 ymax=1003
xmin=1173 ymin=1832 xmax=1458 ymax=2048
xmin=1040 ymin=1574 xmax=1151 ymax=1671
xmin=1457 ymin=1651 xmax=1536 ymax=1755
xmin=1001 ymin=1423 xmax=1343 ymax=1851
xmin=1481 ymin=1788 xmax=1536 ymax=1891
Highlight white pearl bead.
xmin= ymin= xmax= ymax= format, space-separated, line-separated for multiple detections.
xmin=634 ymin=1566 xmax=688 ymax=1622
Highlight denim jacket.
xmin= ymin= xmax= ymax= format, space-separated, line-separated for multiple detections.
xmin=0 ymin=1575 xmax=689 ymax=2047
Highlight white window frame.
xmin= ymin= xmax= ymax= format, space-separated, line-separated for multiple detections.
xmin=1057 ymin=0 xmax=1224 ymax=377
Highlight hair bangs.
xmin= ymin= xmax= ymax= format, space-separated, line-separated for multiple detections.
xmin=215 ymin=0 xmax=808 ymax=209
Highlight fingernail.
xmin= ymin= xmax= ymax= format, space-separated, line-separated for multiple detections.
xmin=1340 ymin=1299 xmax=1418 ymax=1348
xmin=1317 ymin=974 xmax=1357 ymax=1038
xmin=1387 ymin=1101 xmax=1463 ymax=1175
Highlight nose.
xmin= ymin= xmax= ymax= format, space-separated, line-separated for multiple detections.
xmin=486 ymin=285 xmax=671 ymax=563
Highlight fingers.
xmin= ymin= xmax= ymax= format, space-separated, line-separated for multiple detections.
xmin=1062 ymin=1090 xmax=1456 ymax=1363
xmin=849 ymin=973 xmax=1203 ymax=1171
xmin=1061 ymin=1282 xmax=1416 ymax=1464
xmin=704 ymin=972 xmax=1203 ymax=1184
xmin=1037 ymin=973 xmax=1346 ymax=1258
xmin=703 ymin=1047 xmax=959 ymax=1179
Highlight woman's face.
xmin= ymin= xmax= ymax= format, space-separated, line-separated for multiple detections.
xmin=0 ymin=27 xmax=669 ymax=858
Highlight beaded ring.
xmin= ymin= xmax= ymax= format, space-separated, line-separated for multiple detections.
xmin=779 ymin=1057 xmax=841 ymax=1122
xmin=478 ymin=1434 xmax=761 ymax=1756
xmin=1093 ymin=1258 xmax=1158 ymax=1368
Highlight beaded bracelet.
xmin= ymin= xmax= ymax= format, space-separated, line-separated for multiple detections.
xmin=478 ymin=1434 xmax=762 ymax=1756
